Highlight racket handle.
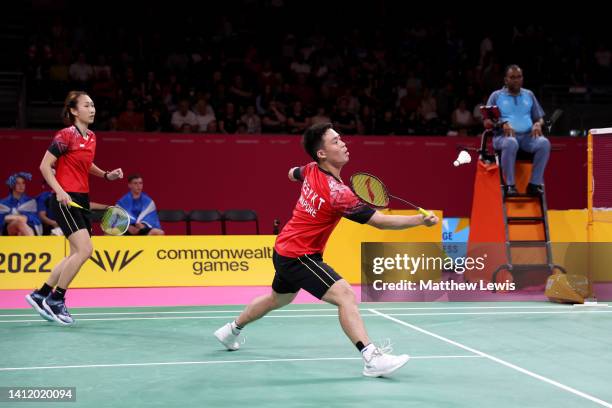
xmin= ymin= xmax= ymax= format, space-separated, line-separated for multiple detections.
xmin=418 ymin=208 xmax=432 ymax=217
xmin=68 ymin=201 xmax=91 ymax=213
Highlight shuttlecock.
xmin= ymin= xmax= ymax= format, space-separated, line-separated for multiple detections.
xmin=453 ymin=150 xmax=471 ymax=167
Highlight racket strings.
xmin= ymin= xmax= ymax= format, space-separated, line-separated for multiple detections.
xmin=351 ymin=174 xmax=388 ymax=207
xmin=101 ymin=207 xmax=130 ymax=234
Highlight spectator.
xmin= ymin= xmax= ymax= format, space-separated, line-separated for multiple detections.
xmin=141 ymin=70 xmax=162 ymax=101
xmin=292 ymin=73 xmax=316 ymax=108
xmin=194 ymin=98 xmax=216 ymax=132
xmin=256 ymin=84 xmax=277 ymax=115
xmin=331 ymin=97 xmax=357 ymax=134
xmin=92 ymin=54 xmax=112 ymax=80
xmin=286 ymin=101 xmax=310 ymax=134
xmin=374 ymin=109 xmax=398 ymax=135
xmin=451 ymin=100 xmax=475 ymax=136
xmin=290 ymin=54 xmax=311 ymax=75
xmin=276 ymin=82 xmax=297 ymax=112
xmin=310 ymin=106 xmax=331 ymax=125
xmin=117 ymin=174 xmax=164 ymax=236
xmin=116 ymin=99 xmax=145 ymax=131
xmin=240 ymin=105 xmax=262 ymax=134
xmin=36 ymin=174 xmax=61 ymax=236
xmin=228 ymin=75 xmax=254 ymax=109
xmin=417 ymin=88 xmax=439 ymax=127
xmin=171 ymin=99 xmax=198 ymax=132
xmin=144 ymin=104 xmax=166 ymax=132
xmin=0 ymin=172 xmax=42 ymax=236
xmin=261 ymin=100 xmax=287 ymax=133
xmin=205 ymin=120 xmax=219 ymax=133
xmin=357 ymin=105 xmax=376 ymax=135
xmin=218 ymin=102 xmax=241 ymax=134
xmin=68 ymin=52 xmax=94 ymax=89
xmin=48 ymin=53 xmax=70 ymax=99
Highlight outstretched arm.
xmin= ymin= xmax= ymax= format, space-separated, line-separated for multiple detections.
xmin=366 ymin=210 xmax=439 ymax=230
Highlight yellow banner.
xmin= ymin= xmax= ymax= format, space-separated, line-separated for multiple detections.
xmin=76 ymin=235 xmax=276 ymax=288
xmin=0 ymin=237 xmax=66 ymax=289
xmin=1 ymin=210 xmax=442 ymax=289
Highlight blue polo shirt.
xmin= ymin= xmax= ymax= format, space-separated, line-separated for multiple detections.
xmin=487 ymin=87 xmax=545 ymax=135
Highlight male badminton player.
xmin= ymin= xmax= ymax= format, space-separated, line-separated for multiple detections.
xmin=215 ymin=123 xmax=438 ymax=377
xmin=26 ymin=91 xmax=123 ymax=326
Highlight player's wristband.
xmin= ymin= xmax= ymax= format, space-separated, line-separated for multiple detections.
xmin=292 ymin=167 xmax=302 ymax=181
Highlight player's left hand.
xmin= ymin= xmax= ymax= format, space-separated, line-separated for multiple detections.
xmin=423 ymin=213 xmax=439 ymax=227
xmin=107 ymin=168 xmax=123 ymax=181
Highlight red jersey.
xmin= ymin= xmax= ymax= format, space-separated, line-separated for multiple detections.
xmin=275 ymin=162 xmax=375 ymax=258
xmin=48 ymin=126 xmax=96 ymax=193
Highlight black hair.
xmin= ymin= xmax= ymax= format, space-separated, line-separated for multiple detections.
xmin=302 ymin=122 xmax=333 ymax=162
xmin=62 ymin=91 xmax=90 ymax=123
xmin=128 ymin=173 xmax=142 ymax=182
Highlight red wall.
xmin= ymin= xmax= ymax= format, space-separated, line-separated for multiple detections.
xmin=0 ymin=130 xmax=587 ymax=234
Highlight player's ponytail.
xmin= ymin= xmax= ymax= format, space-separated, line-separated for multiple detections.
xmin=62 ymin=91 xmax=89 ymax=124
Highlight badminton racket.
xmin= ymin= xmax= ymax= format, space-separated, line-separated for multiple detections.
xmin=350 ymin=172 xmax=432 ymax=217
xmin=69 ymin=202 xmax=130 ymax=236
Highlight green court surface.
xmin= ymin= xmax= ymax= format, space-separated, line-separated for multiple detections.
xmin=1 ymin=302 xmax=611 ymax=407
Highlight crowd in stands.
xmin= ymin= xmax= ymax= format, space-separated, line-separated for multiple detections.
xmin=23 ymin=2 xmax=611 ymax=136
xmin=0 ymin=172 xmax=163 ymax=236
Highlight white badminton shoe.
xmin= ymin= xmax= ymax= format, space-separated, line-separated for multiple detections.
xmin=214 ymin=323 xmax=242 ymax=351
xmin=362 ymin=342 xmax=410 ymax=377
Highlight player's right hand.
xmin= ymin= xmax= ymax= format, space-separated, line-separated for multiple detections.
xmin=56 ymin=191 xmax=72 ymax=207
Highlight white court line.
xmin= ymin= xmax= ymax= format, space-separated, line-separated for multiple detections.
xmin=0 ymin=355 xmax=482 ymax=372
xmin=0 ymin=304 xmax=586 ymax=318
xmin=0 ymin=314 xmax=343 ymax=323
xmin=369 ymin=309 xmax=612 ymax=408
xmin=379 ymin=310 xmax=612 ymax=317
xmin=2 ymin=309 xmax=611 ymax=323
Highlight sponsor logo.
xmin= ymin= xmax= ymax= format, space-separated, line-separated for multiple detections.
xmin=89 ymin=250 xmax=143 ymax=272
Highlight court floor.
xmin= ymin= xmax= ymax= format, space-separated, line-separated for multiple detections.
xmin=1 ymin=302 xmax=611 ymax=407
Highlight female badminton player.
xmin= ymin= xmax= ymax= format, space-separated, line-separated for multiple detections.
xmin=26 ymin=91 xmax=123 ymax=325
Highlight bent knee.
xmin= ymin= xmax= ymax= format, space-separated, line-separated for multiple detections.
xmin=503 ymin=137 xmax=519 ymax=150
xmin=79 ymin=243 xmax=94 ymax=259
xmin=535 ymin=136 xmax=551 ymax=150
xmin=331 ymin=281 xmax=357 ymax=305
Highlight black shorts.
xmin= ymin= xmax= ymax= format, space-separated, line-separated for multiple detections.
xmin=272 ymin=251 xmax=342 ymax=299
xmin=50 ymin=192 xmax=91 ymax=237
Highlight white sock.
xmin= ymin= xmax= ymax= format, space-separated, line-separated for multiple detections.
xmin=361 ymin=343 xmax=375 ymax=361
xmin=230 ymin=321 xmax=242 ymax=335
